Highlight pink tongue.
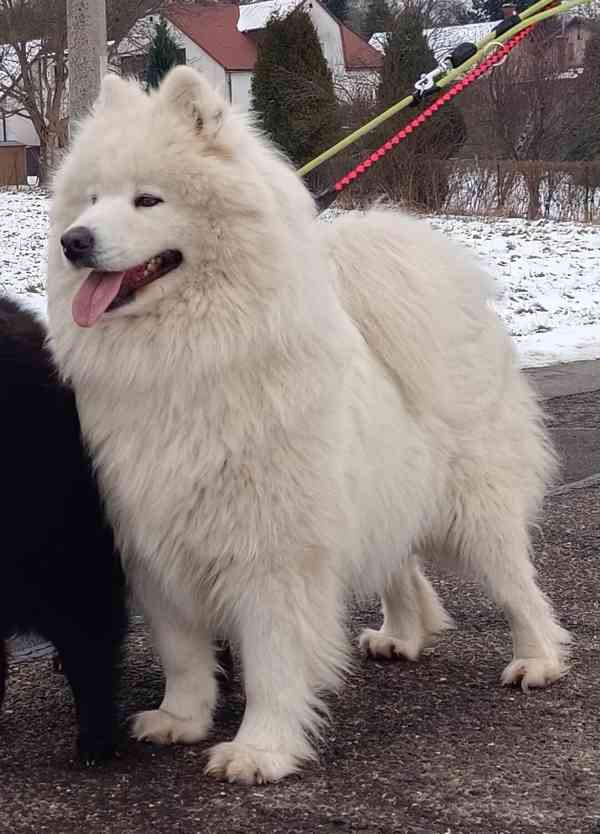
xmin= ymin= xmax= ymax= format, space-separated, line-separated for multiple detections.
xmin=72 ymin=271 xmax=125 ymax=328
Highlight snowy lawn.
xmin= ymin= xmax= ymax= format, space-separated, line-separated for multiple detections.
xmin=0 ymin=188 xmax=48 ymax=318
xmin=1 ymin=187 xmax=598 ymax=367
xmin=428 ymin=214 xmax=600 ymax=368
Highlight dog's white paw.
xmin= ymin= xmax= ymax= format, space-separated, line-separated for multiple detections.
xmin=205 ymin=741 xmax=299 ymax=784
xmin=359 ymin=628 xmax=421 ymax=661
xmin=131 ymin=709 xmax=210 ymax=744
xmin=501 ymin=657 xmax=566 ymax=691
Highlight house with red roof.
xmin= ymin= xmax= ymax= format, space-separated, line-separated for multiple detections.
xmin=120 ymin=0 xmax=382 ymax=111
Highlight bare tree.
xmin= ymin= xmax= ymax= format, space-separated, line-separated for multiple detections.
xmin=461 ymin=20 xmax=591 ymax=217
xmin=0 ymin=0 xmax=67 ymax=182
xmin=107 ymin=0 xmax=162 ymax=59
xmin=0 ymin=0 xmax=161 ymax=182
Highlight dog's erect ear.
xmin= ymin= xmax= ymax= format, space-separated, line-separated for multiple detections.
xmin=96 ymin=73 xmax=143 ymax=111
xmin=158 ymin=66 xmax=226 ymax=140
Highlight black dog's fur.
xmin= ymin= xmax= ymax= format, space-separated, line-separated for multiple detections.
xmin=0 ymin=296 xmax=128 ymax=764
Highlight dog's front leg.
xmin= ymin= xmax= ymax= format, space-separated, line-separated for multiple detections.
xmin=206 ymin=561 xmax=348 ymax=784
xmin=131 ymin=584 xmax=217 ymax=746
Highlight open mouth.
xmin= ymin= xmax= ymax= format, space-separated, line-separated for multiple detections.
xmin=72 ymin=249 xmax=183 ymax=328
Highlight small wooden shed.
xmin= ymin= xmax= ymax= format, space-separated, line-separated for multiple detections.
xmin=0 ymin=141 xmax=27 ymax=186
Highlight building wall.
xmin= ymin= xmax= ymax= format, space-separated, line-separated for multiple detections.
xmin=167 ymin=15 xmax=351 ymax=112
xmin=0 ymin=143 xmax=27 ymax=185
xmin=1 ymin=112 xmax=39 ymax=146
xmin=564 ymin=20 xmax=594 ymax=67
xmin=229 ymin=71 xmax=253 ymax=110
xmin=306 ymin=0 xmax=346 ymax=76
xmin=168 ymin=25 xmax=228 ymax=100
xmin=166 ymin=13 xmax=374 ymax=113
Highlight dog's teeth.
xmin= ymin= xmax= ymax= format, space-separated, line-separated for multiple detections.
xmin=146 ymin=256 xmax=162 ymax=274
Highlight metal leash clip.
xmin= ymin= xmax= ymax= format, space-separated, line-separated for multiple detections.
xmin=413 ymin=57 xmax=454 ymax=100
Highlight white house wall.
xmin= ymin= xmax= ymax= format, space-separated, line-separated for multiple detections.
xmin=306 ymin=1 xmax=346 ymax=77
xmin=229 ymin=71 xmax=253 ymax=110
xmin=167 ymin=24 xmax=228 ymax=101
xmin=226 ymin=66 xmax=375 ymax=112
xmin=2 ymin=112 xmax=39 ymax=145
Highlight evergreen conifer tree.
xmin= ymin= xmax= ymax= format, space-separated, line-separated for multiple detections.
xmin=146 ymin=18 xmax=183 ymax=90
xmin=376 ymin=8 xmax=467 ymax=208
xmin=251 ymin=10 xmax=340 ymax=168
xmin=363 ymin=0 xmax=392 ymax=39
xmin=324 ymin=0 xmax=349 ymax=22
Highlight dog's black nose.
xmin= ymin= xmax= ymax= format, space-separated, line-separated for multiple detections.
xmin=61 ymin=226 xmax=96 ymax=264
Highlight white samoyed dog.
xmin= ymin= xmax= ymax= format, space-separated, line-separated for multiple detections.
xmin=47 ymin=67 xmax=569 ymax=784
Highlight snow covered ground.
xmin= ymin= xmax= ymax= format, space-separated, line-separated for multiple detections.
xmin=1 ymin=187 xmax=598 ymax=367
xmin=0 ymin=189 xmax=48 ymax=318
xmin=428 ymin=214 xmax=600 ymax=367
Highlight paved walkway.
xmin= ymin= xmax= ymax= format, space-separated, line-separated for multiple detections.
xmin=2 ymin=362 xmax=600 ymax=834
xmin=525 ymin=358 xmax=600 ymax=401
xmin=527 ymin=359 xmax=600 ymax=486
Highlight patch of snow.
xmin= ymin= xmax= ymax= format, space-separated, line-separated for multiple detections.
xmin=117 ymin=15 xmax=161 ymax=56
xmin=237 ymin=0 xmax=301 ymax=32
xmin=368 ymin=32 xmax=386 ymax=53
xmin=0 ymin=40 xmax=42 ymax=81
xmin=323 ymin=208 xmax=600 ymax=368
xmin=426 ymin=214 xmax=600 ymax=367
xmin=0 ymin=188 xmax=48 ymax=317
xmin=425 ymin=21 xmax=500 ymax=61
xmin=370 ymin=21 xmax=500 ymax=60
xmin=556 ymin=66 xmax=584 ymax=79
xmin=1 ymin=189 xmax=598 ymax=368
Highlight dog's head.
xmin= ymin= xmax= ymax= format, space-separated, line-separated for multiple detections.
xmin=49 ymin=67 xmax=315 ymax=328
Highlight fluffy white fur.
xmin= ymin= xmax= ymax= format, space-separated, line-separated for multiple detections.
xmin=47 ymin=67 xmax=570 ymax=784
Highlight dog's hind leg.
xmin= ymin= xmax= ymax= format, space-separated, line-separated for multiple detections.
xmin=445 ymin=495 xmax=570 ymax=690
xmin=132 ymin=592 xmax=216 ymax=746
xmin=359 ymin=554 xmax=453 ymax=661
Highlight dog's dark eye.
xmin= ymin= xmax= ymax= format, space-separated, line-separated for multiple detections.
xmin=134 ymin=194 xmax=163 ymax=209
xmin=90 ymin=194 xmax=97 ymax=205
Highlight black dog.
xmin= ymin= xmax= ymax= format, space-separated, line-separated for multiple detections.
xmin=0 ymin=296 xmax=128 ymax=764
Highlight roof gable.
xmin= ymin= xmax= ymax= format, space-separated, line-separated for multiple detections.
xmin=164 ymin=4 xmax=257 ymax=71
xmin=341 ymin=24 xmax=382 ymax=70
xmin=165 ymin=1 xmax=381 ymax=73
xmin=237 ymin=0 xmax=301 ymax=32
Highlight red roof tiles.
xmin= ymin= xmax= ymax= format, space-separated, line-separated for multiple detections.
xmin=341 ymin=24 xmax=382 ymax=70
xmin=165 ymin=4 xmax=257 ymax=71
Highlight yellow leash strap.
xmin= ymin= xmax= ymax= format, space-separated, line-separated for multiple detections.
xmin=297 ymin=0 xmax=592 ymax=177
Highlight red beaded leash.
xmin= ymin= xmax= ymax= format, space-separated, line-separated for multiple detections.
xmin=331 ymin=26 xmax=534 ymax=197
